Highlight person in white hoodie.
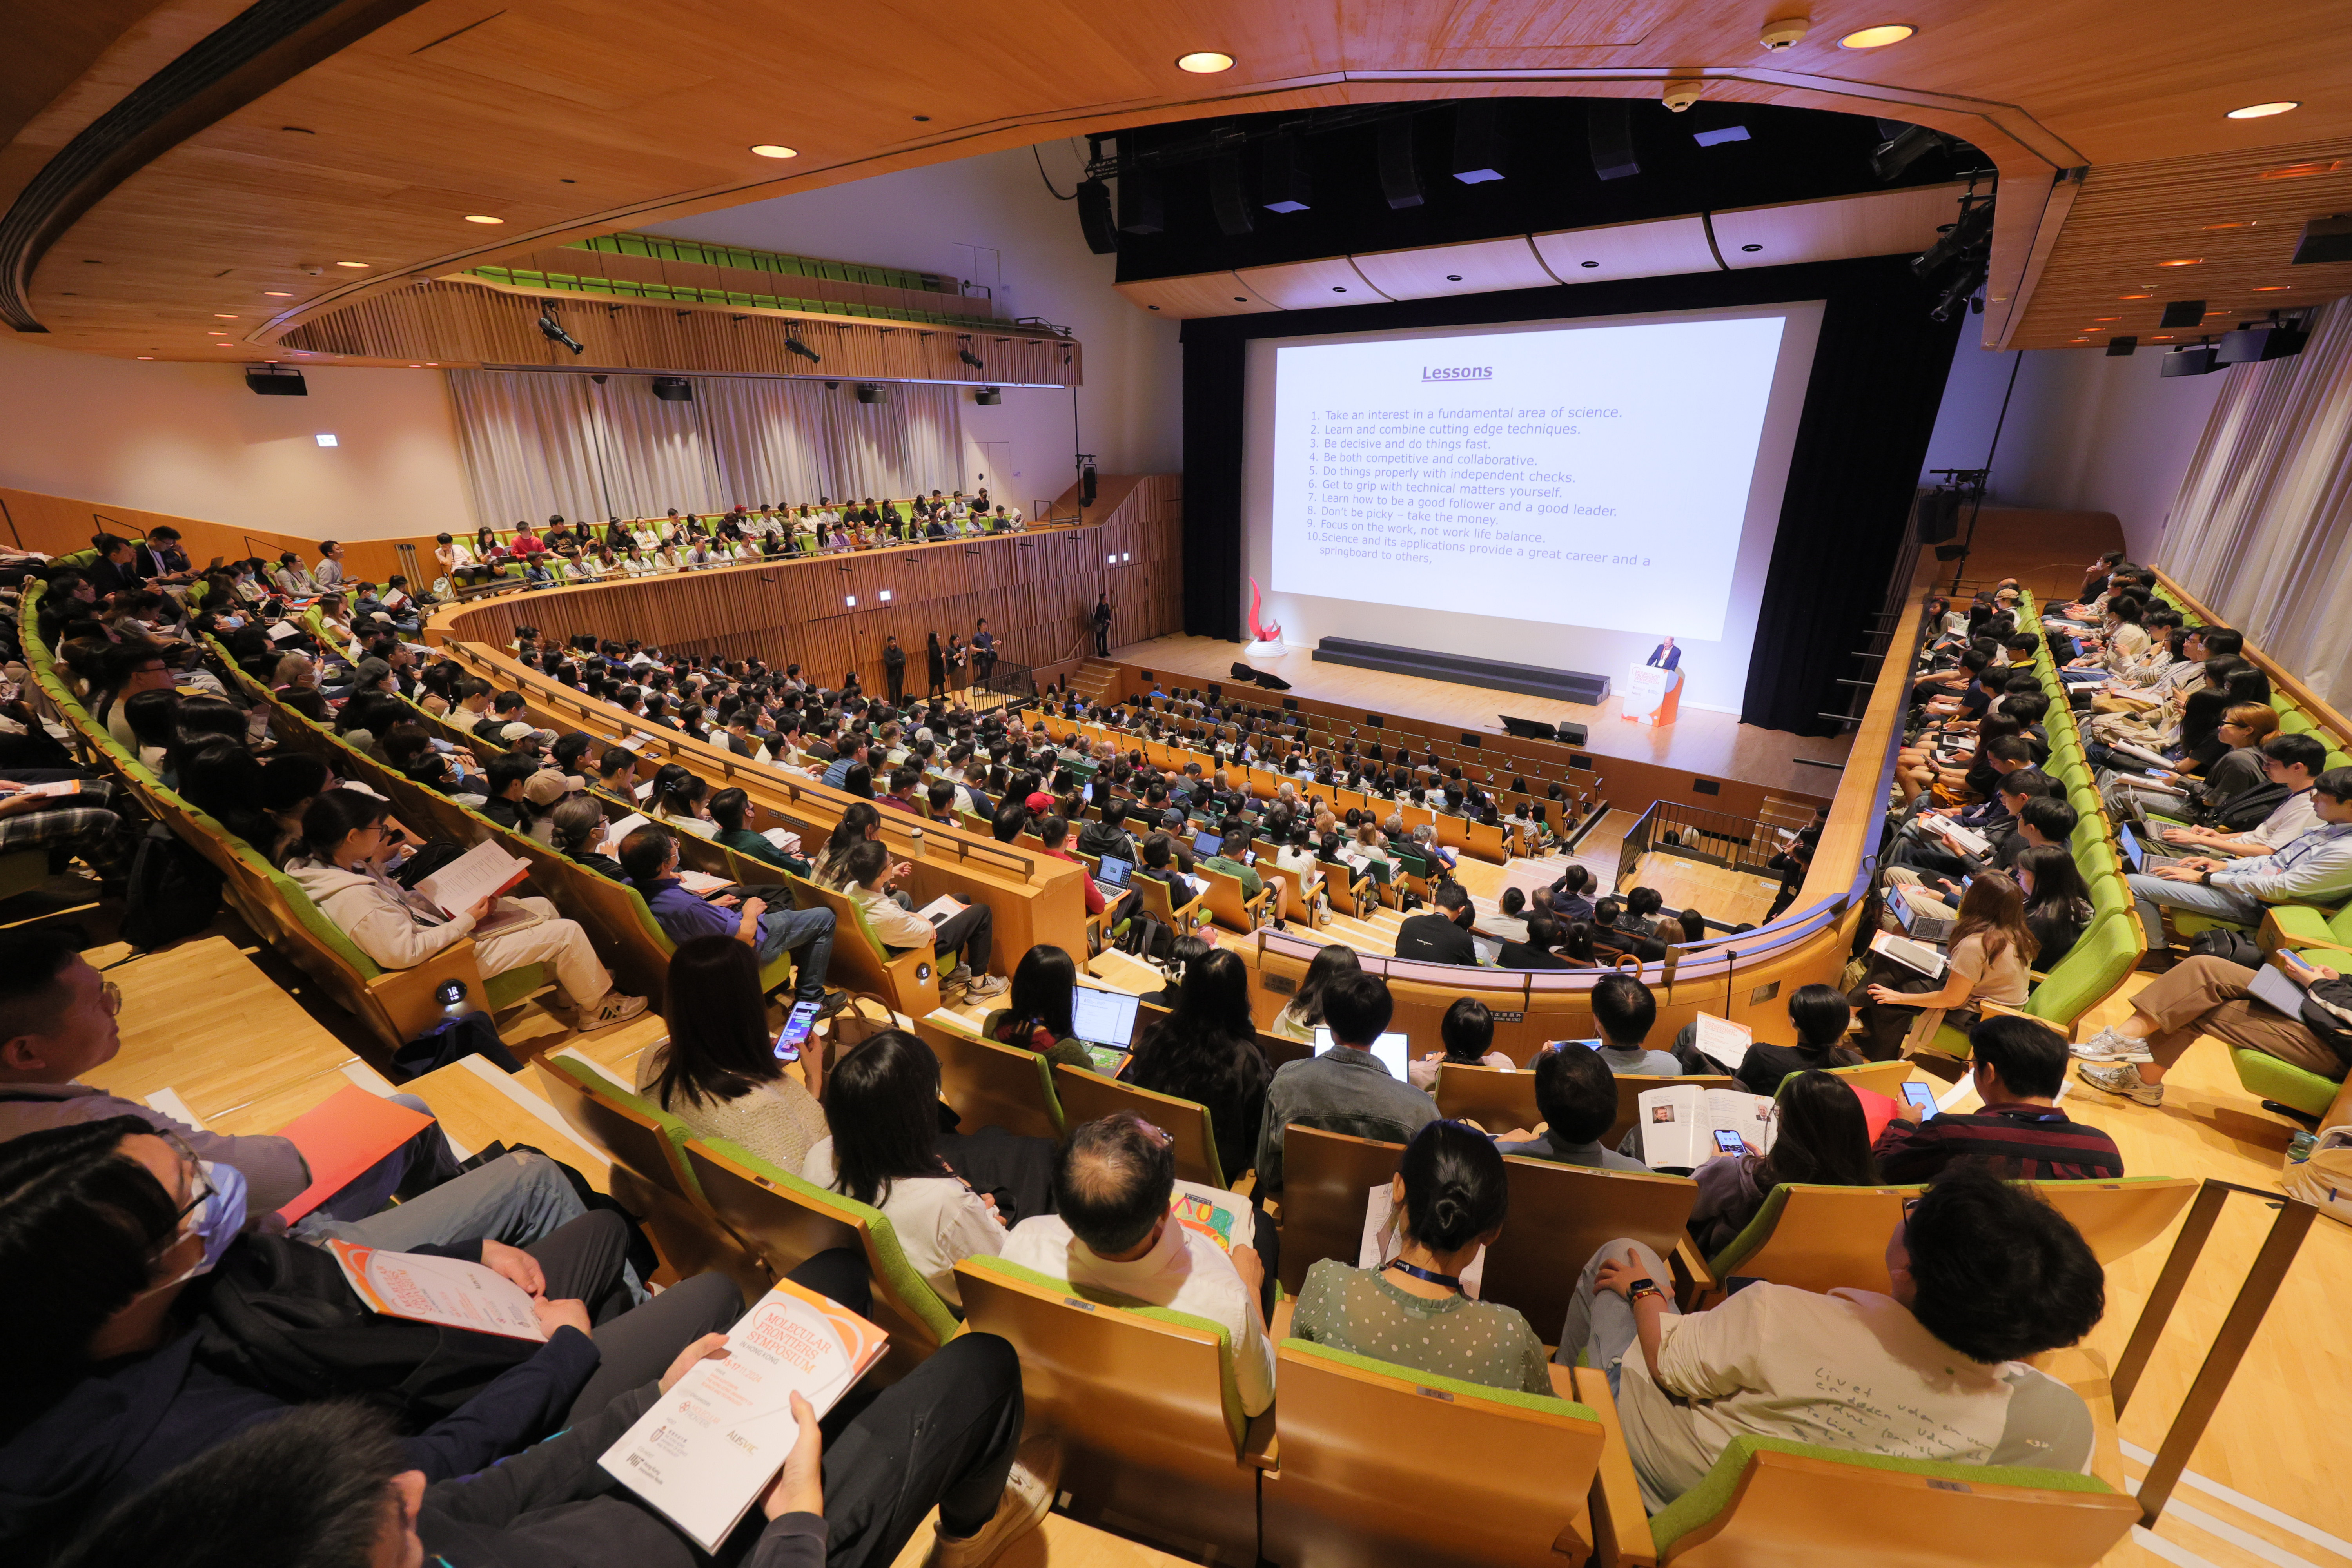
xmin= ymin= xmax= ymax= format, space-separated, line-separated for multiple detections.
xmin=288 ymin=788 xmax=648 ymax=1030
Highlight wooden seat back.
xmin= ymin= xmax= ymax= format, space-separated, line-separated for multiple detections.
xmin=1274 ymin=1126 xmax=1407 ymax=1293
xmin=1052 ymin=1064 xmax=1225 ymax=1188
xmin=786 ymin=873 xmax=941 ymax=1015
xmin=1432 ymin=1061 xmax=1540 ymax=1134
xmin=1264 ymin=1338 xmax=1607 ymax=1568
xmin=910 ymin=1018 xmax=1064 ymax=1140
xmin=1200 ymin=862 xmax=1269 ymax=933
xmin=2034 ymin=1176 xmax=2199 ymax=1264
xmin=1480 ymin=1160 xmax=1701 ymax=1343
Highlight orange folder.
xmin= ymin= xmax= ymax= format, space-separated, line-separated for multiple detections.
xmin=272 ymin=1084 xmax=436 ymax=1223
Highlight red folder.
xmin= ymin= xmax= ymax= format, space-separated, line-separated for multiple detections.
xmin=1853 ymin=1085 xmax=1905 ymax=1145
xmin=272 ymin=1085 xmax=436 ymax=1223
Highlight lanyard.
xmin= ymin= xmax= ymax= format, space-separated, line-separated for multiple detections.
xmin=1384 ymin=1258 xmax=1462 ymax=1290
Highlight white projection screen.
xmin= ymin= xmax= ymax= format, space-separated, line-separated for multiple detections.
xmin=1241 ymin=301 xmax=1825 ymax=713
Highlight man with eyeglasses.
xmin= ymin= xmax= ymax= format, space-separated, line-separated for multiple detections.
xmin=0 ymin=930 xmax=595 ymax=1253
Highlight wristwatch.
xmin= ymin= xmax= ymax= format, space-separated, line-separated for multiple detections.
xmin=2199 ymin=868 xmax=2216 ymax=886
xmin=1624 ymin=1276 xmax=1666 ymax=1305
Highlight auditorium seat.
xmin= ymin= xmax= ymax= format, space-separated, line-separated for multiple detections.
xmin=1480 ymin=1159 xmax=1705 ymax=1332
xmin=787 ymin=873 xmax=945 ymax=1015
xmin=1053 ymin=1063 xmax=1229 ymax=1189
xmin=1200 ymin=862 xmax=1271 ymax=933
xmin=1272 ymin=1125 xmax=1408 ymax=1293
xmin=911 ymin=1017 xmax=1065 ymax=1141
xmin=1637 ymin=1436 xmax=2136 ymax=1568
xmin=1260 ymin=1338 xmax=1610 ymax=1568
xmin=1432 ymin=1060 xmax=1540 ymax=1133
xmin=955 ymin=1256 xmax=1268 ymax=1561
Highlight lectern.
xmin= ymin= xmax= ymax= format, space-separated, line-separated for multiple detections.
xmin=1622 ymin=662 xmax=1682 ymax=727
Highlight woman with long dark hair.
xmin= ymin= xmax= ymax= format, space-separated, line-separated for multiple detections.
xmin=1686 ymin=1070 xmax=1884 ymax=1255
xmin=1126 ymin=949 xmax=1273 ymax=1183
xmin=982 ymin=944 xmax=1092 ymax=1070
xmin=1270 ymin=943 xmax=1360 ymax=1042
xmin=926 ymin=631 xmax=947 ymax=700
xmin=637 ymin=935 xmax=828 ymax=1169
xmin=800 ymin=1030 xmax=1004 ymax=1307
xmin=1857 ymin=871 xmax=2036 ymax=1060
xmin=2016 ymin=844 xmax=2095 ymax=970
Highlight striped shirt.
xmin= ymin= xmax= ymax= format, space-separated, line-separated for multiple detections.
xmin=1873 ymin=1102 xmax=2123 ymax=1182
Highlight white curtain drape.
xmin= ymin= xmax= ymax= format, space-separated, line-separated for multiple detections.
xmin=2157 ymin=297 xmax=2352 ymax=705
xmin=447 ymin=370 xmax=966 ymax=526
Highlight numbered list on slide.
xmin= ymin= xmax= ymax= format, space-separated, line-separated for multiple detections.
xmin=1268 ymin=317 xmax=1786 ymax=641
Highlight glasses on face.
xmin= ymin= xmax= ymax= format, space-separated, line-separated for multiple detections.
xmin=155 ymin=1127 xmax=217 ymax=1229
xmin=99 ymin=979 xmax=123 ymax=1018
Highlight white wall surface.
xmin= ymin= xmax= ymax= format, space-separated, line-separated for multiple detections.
xmin=1921 ymin=342 xmax=2226 ymax=561
xmin=0 ymin=331 xmax=474 ymax=540
xmin=642 ymin=141 xmax=1183 ymax=512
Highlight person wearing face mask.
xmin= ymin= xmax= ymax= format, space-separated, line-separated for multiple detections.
xmin=0 ymin=1117 xmax=756 ymax=1560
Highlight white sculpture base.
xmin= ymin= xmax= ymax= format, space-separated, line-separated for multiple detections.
xmin=1244 ymin=639 xmax=1287 ymax=658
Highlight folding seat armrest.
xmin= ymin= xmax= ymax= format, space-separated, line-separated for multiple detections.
xmin=1572 ymin=1365 xmax=1659 ymax=1568
xmin=1669 ymin=1235 xmax=1715 ymax=1309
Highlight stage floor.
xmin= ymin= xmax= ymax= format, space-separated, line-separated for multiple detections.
xmin=1112 ymin=635 xmax=1855 ymax=797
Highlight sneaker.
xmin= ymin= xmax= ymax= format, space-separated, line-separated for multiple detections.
xmin=2069 ymin=1027 xmax=2154 ymax=1063
xmin=927 ymin=1435 xmax=1062 ymax=1568
xmin=2076 ymin=1060 xmax=2163 ymax=1106
xmin=964 ymin=972 xmax=1008 ymax=1000
xmin=811 ymin=990 xmax=849 ymax=1021
xmin=578 ymin=992 xmax=650 ymax=1031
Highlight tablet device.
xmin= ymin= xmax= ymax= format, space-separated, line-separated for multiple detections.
xmin=1192 ymin=830 xmax=1224 ymax=858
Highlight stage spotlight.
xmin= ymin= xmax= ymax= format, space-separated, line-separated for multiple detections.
xmin=537 ymin=313 xmax=584 ymax=355
xmin=1870 ymin=122 xmax=1950 ymax=182
xmin=1930 ymin=262 xmax=1987 ymax=321
xmin=1911 ymin=200 xmax=1993 ymax=282
xmin=2159 ymin=343 xmax=2221 ymax=378
xmin=958 ymin=348 xmax=984 ymax=368
xmin=785 ymin=335 xmax=821 ymax=362
xmin=650 ymin=376 xmax=692 ymax=401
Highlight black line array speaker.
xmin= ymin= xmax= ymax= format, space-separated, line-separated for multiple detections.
xmin=1915 ymin=489 xmax=1964 ymax=543
xmin=1209 ymin=157 xmax=1254 ymax=236
xmin=1075 ymin=179 xmax=1119 ymax=253
xmin=1588 ymin=100 xmax=1640 ymax=182
xmin=1378 ymin=118 xmax=1423 ymax=209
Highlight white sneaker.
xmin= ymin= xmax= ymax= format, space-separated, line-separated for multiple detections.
xmin=964 ymin=972 xmax=1008 ymax=1000
xmin=578 ymin=992 xmax=650 ymax=1031
xmin=2076 ymin=1059 xmax=2164 ymax=1106
xmin=927 ymin=1435 xmax=1061 ymax=1568
xmin=2069 ymin=1027 xmax=2153 ymax=1063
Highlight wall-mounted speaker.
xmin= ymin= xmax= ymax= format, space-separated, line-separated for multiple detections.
xmin=1588 ymin=100 xmax=1641 ymax=182
xmin=2158 ymin=299 xmax=2206 ymax=329
xmin=1451 ymin=101 xmax=1506 ymax=183
xmin=1209 ymin=156 xmax=1254 ymax=236
xmin=1915 ymin=490 xmax=1964 ymax=543
xmin=855 ymin=384 xmax=888 ymax=404
xmin=973 ymin=387 xmax=1001 ymax=405
xmin=244 ymin=366 xmax=307 ymax=396
xmin=650 ymin=376 xmax=692 ymax=402
xmin=1261 ymin=136 xmax=1311 ymax=213
xmin=1075 ymin=179 xmax=1119 ymax=254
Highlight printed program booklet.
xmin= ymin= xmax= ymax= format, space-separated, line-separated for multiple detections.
xmin=1690 ymin=1012 xmax=1755 ymax=1072
xmin=599 ymin=1277 xmax=889 ymax=1553
xmin=1637 ymin=1085 xmax=1777 ymax=1170
xmin=414 ymin=839 xmax=530 ymax=918
xmin=328 ymin=1239 xmax=546 ymax=1341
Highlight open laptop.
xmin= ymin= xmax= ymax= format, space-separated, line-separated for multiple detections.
xmin=2120 ymin=823 xmax=2190 ymax=875
xmin=1093 ymin=854 xmax=1134 ymax=897
xmin=1070 ymin=985 xmax=1142 ymax=1076
xmin=1887 ymin=881 xmax=1956 ymax=944
xmin=1314 ymin=1025 xmax=1411 ymax=1079
xmin=1192 ymin=829 xmax=1225 ymax=859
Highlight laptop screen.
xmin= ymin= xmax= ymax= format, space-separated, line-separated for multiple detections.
xmin=1314 ymin=1026 xmax=1411 ymax=1079
xmin=1071 ymin=986 xmax=1140 ymax=1049
xmin=1192 ymin=830 xmax=1224 ymax=858
xmin=1094 ymin=855 xmax=1132 ymax=890
xmin=2119 ymin=824 xmax=2147 ymax=873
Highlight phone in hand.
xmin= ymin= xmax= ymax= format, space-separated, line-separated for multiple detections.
xmin=1712 ymin=1129 xmax=1749 ymax=1155
xmin=774 ymin=999 xmax=821 ymax=1062
xmin=1901 ymin=1080 xmax=1939 ymax=1116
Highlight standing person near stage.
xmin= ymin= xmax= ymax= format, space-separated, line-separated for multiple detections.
xmin=927 ymin=631 xmax=948 ymax=700
xmin=973 ymin=618 xmax=998 ymax=689
xmin=1092 ymin=595 xmax=1114 ymax=657
xmin=883 ymin=635 xmax=907 ymax=706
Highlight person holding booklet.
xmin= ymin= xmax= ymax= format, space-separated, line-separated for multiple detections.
xmin=1685 ymin=1071 xmax=1882 ymax=1255
xmin=841 ymin=840 xmax=1006 ymax=1002
xmin=1852 ymin=872 xmax=2035 ymax=1061
xmin=288 ymin=789 xmax=649 ymax=1031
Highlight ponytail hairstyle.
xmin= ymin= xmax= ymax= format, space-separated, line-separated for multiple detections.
xmin=649 ymin=761 xmax=706 ymax=819
xmin=1397 ymin=1120 xmax=1509 ymax=1254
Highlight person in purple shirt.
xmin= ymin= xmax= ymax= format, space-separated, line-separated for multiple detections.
xmin=618 ymin=826 xmax=837 ymax=1007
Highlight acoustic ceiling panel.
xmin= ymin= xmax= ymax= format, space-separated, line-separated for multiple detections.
xmin=1349 ymin=235 xmax=1555 ymax=299
xmin=1112 ymin=272 xmax=1283 ymax=317
xmin=1528 ymin=214 xmax=1721 ymax=283
xmin=1234 ymin=256 xmax=1389 ymax=309
xmin=1713 ymin=181 xmax=1972 ymax=270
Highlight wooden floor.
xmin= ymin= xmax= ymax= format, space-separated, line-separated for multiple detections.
xmin=68 ymin=935 xmax=2352 ymax=1568
xmin=1117 ymin=633 xmax=1855 ymax=797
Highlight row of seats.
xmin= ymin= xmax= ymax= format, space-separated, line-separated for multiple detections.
xmin=439 ymin=506 xmax=1060 ymax=586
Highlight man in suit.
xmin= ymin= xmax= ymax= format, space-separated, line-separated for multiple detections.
xmin=1395 ymin=882 xmax=1479 ymax=965
xmin=1646 ymin=636 xmax=1681 ymax=671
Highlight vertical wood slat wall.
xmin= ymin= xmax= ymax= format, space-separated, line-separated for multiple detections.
xmin=439 ymin=475 xmax=1181 ymax=695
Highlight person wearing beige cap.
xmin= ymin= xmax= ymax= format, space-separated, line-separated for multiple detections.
xmin=522 ymin=768 xmax=585 ymax=845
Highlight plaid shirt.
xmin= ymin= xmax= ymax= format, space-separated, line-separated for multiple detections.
xmin=1873 ymin=1102 xmax=2123 ymax=1182
xmin=0 ymin=778 xmax=131 ymax=880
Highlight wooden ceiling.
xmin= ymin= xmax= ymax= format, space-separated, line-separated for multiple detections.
xmin=5 ymin=0 xmax=2350 ymax=361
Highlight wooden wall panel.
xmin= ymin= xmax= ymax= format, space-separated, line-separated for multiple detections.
xmin=0 ymin=484 xmax=411 ymax=585
xmin=435 ymin=474 xmax=1181 ymax=698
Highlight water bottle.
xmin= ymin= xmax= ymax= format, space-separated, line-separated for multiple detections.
xmin=909 ymin=825 xmax=925 ymax=859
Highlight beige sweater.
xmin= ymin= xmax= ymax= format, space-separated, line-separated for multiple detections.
xmin=634 ymin=1040 xmax=829 ymax=1174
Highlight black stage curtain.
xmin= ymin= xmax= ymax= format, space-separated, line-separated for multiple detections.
xmin=1178 ymin=256 xmax=1964 ymax=733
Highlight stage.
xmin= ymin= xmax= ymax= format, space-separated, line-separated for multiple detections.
xmin=1105 ymin=634 xmax=1854 ymax=799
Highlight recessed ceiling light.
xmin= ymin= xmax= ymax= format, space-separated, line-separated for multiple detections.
xmin=750 ymin=144 xmax=799 ymax=159
xmin=408 ymin=363 xmax=422 ymax=368
xmin=1446 ymin=274 xmax=1463 ymax=281
xmin=263 ymin=290 xmax=293 ymax=297
xmin=2120 ymin=293 xmax=2152 ymax=299
xmin=465 ymin=214 xmax=504 ymax=224
xmin=208 ymin=330 xmax=228 ymax=335
xmin=137 ymin=355 xmax=153 ymax=359
xmin=214 ymin=313 xmax=238 ymax=318
xmin=2158 ymin=258 xmax=2202 ymax=266
xmin=2253 ymin=284 xmax=2291 ymax=291
xmin=2260 ymin=160 xmax=2342 ymax=179
xmin=1836 ymin=24 xmax=1915 ymax=48
xmin=2094 ymin=317 xmax=2119 ymax=322
xmin=2227 ymin=101 xmax=2299 ymax=119
xmin=1176 ymin=51 xmax=1235 ymax=73
xmin=2201 ymin=220 xmax=2254 ymax=230
xmin=336 ymin=261 xmax=368 ymax=268
xmin=2151 ymin=335 xmax=2173 ymax=341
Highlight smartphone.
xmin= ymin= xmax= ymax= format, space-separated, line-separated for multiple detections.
xmin=1900 ymin=1080 xmax=1939 ymax=1116
xmin=774 ymin=999 xmax=820 ymax=1062
xmin=1712 ymin=1129 xmax=1749 ymax=1154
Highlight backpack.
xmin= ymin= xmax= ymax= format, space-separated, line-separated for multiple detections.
xmin=390 ymin=1009 xmax=523 ymax=1082
xmin=2186 ymin=928 xmax=2262 ymax=966
xmin=2281 ymin=1126 xmax=2352 ymax=1226
xmin=1117 ymin=907 xmax=1172 ymax=960
xmin=2211 ymin=781 xmax=2291 ymax=833
xmin=118 ymin=823 xmax=223 ymax=949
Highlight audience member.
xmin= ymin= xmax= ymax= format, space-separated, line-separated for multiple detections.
xmin=1494 ymin=1042 xmax=1648 ymax=1169
xmin=1270 ymin=943 xmax=1359 ymax=1042
xmin=1254 ymin=973 xmax=1437 ymax=1193
xmin=620 ymin=824 xmax=838 ymax=1009
xmin=841 ymin=839 xmax=1005 ymax=1000
xmin=981 ymin=944 xmax=1093 ymax=1070
xmin=1687 ymin=1070 xmax=1881 ymax=1253
xmin=1724 ymin=984 xmax=1864 ymax=1094
xmin=1854 ymin=873 xmax=2035 ymax=1059
xmin=1125 ymin=949 xmax=1273 ymax=1184
xmin=637 ymin=935 xmax=830 ymax=1172
xmin=1875 ymin=1015 xmax=2122 ymax=1179
xmin=1587 ymin=973 xmax=1682 ymax=1075
xmin=2073 ymin=951 xmax=2350 ymax=1106
xmin=1394 ymin=881 xmax=1479 ymax=965
xmin=1406 ymin=996 xmax=1512 ymax=1089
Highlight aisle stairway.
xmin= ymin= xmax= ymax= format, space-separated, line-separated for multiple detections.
xmin=1071 ymin=657 xmax=1122 ymax=706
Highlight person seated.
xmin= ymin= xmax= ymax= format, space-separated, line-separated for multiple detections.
xmin=619 ymin=824 xmax=838 ymax=1010
xmin=547 ymin=795 xmax=627 ymax=881
xmin=1546 ymin=862 xmax=1599 ymax=923
xmin=1395 ymin=881 xmax=1479 ymax=965
xmin=1876 ymin=1014 xmax=2122 ymax=1179
xmin=1720 ymin=983 xmax=1864 ymax=1094
xmin=800 ymin=1029 xmax=1007 ymax=1307
xmin=1270 ymin=943 xmax=1361 ymax=1042
xmin=1290 ymin=1120 xmax=1555 ymax=1395
xmin=0 ymin=1115 xmax=751 ymax=1553
xmin=709 ymin=785 xmax=810 ymax=876
xmin=1254 ymin=972 xmax=1437 ymax=1193
xmin=980 ymin=944 xmax=1094 ymax=1071
xmin=2073 ymin=950 xmax=2351 ymax=1107
xmin=637 ymin=935 xmax=829 ymax=1171
xmin=2128 ymin=763 xmax=2352 ymax=960
xmin=1855 ymin=872 xmax=2036 ymax=1060
xmin=840 ymin=840 xmax=1005 ymax=1001
xmin=1407 ymin=996 xmax=1513 ymax=1090
xmin=1002 ymin=1111 xmax=1274 ymax=1416
xmin=1493 ymin=1040 xmax=1650 ymax=1169
xmin=1125 ymin=949 xmax=1273 ymax=1185
xmin=1132 ymin=830 xmax=1203 ymax=918
xmin=1620 ymin=885 xmax=1668 ymax=938
xmin=1558 ymin=1163 xmax=2105 ymax=1513
xmin=1200 ymin=824 xmax=1264 ymax=898
xmin=1687 ymin=1070 xmax=1882 ymax=1253
xmin=1498 ymin=912 xmax=1571 ymax=970
xmin=1581 ymin=973 xmax=1683 ymax=1076
xmin=476 ymin=751 xmax=538 ymax=834
xmin=290 ymin=790 xmax=647 ymax=1029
